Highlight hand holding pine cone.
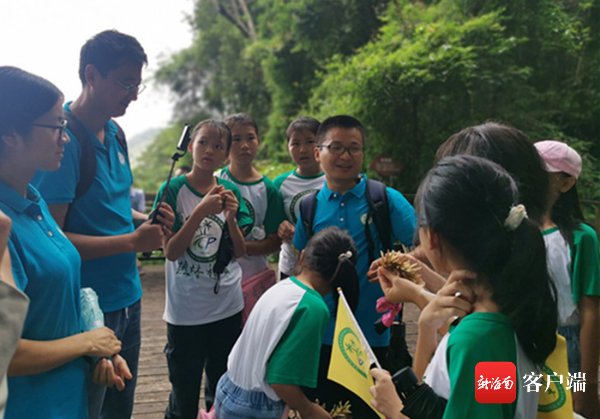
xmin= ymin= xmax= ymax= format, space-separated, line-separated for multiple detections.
xmin=379 ymin=250 xmax=424 ymax=285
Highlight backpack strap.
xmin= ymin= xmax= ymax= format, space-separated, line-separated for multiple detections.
xmin=64 ymin=113 xmax=129 ymax=199
xmin=112 ymin=120 xmax=129 ymax=156
xmin=64 ymin=112 xmax=96 ymax=199
xmin=299 ymin=191 xmax=319 ymax=239
xmin=365 ymin=179 xmax=406 ymax=327
xmin=365 ymin=179 xmax=393 ymax=262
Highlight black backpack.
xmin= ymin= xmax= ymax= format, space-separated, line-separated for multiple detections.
xmin=299 ymin=178 xmax=393 ymax=263
xmin=64 ymin=111 xmax=128 ymax=199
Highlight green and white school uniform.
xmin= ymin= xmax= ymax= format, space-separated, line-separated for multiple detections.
xmin=543 ymin=223 xmax=600 ymax=372
xmin=543 ymin=223 xmax=600 ymax=322
xmin=273 ymin=170 xmax=325 ymax=276
xmin=156 ymin=175 xmax=253 ymax=325
xmin=542 ymin=227 xmax=579 ymax=326
xmin=219 ymin=167 xmax=285 ymax=278
xmin=423 ymin=312 xmax=538 ymax=419
xmin=570 ymin=223 xmax=600 ymax=303
xmin=225 ymin=276 xmax=329 ymax=400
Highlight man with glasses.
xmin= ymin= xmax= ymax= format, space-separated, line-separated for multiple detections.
xmin=293 ymin=115 xmax=416 ymax=418
xmin=35 ymin=30 xmax=172 ymax=419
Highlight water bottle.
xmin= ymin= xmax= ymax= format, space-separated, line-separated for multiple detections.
xmin=80 ymin=287 xmax=104 ymax=331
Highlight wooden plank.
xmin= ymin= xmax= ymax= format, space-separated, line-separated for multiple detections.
xmin=134 ymin=265 xmax=170 ymax=414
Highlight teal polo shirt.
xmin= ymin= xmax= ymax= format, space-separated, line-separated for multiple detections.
xmin=293 ymin=175 xmax=416 ymax=347
xmin=35 ymin=102 xmax=140 ymax=313
xmin=0 ymin=182 xmax=87 ymax=419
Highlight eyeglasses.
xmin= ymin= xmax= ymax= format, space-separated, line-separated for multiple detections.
xmin=32 ymin=119 xmax=68 ymax=138
xmin=318 ymin=142 xmax=364 ymax=156
xmin=115 ymin=79 xmax=146 ymax=95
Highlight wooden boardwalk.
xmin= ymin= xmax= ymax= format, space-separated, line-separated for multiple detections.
xmin=133 ymin=264 xmax=170 ymax=418
xmin=132 ymin=264 xmax=420 ymax=418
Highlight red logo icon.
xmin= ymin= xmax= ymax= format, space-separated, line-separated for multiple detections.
xmin=475 ymin=362 xmax=516 ymax=404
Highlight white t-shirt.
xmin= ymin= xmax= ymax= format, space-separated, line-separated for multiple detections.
xmin=542 ymin=228 xmax=579 ymax=326
xmin=220 ymin=167 xmax=284 ymax=279
xmin=227 ymin=277 xmax=329 ymax=401
xmin=157 ymin=176 xmax=253 ymax=325
xmin=273 ymin=170 xmax=325 ymax=275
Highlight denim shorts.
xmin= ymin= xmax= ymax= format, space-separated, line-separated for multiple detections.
xmin=558 ymin=324 xmax=581 ymax=374
xmin=214 ymin=373 xmax=286 ymax=419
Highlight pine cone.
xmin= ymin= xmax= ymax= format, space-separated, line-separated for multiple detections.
xmin=380 ymin=250 xmax=423 ymax=285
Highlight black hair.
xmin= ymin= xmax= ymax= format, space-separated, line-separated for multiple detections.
xmin=416 ymin=155 xmax=557 ymax=365
xmin=224 ymin=113 xmax=259 ymax=137
xmin=301 ymin=226 xmax=360 ymax=312
xmin=435 ymin=122 xmax=549 ymax=225
xmin=0 ymin=66 xmax=63 ymax=150
xmin=286 ymin=117 xmax=320 ymax=141
xmin=79 ymin=30 xmax=147 ymax=84
xmin=316 ymin=115 xmax=366 ymax=145
xmin=552 ymin=180 xmax=584 ymax=246
xmin=191 ymin=119 xmax=233 ymax=152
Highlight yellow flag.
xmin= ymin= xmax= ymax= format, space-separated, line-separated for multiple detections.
xmin=327 ymin=290 xmax=384 ymax=418
xmin=537 ymin=334 xmax=573 ymax=419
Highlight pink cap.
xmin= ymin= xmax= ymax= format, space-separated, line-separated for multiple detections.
xmin=534 ymin=140 xmax=582 ymax=179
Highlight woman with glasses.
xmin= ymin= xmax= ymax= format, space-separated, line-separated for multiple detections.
xmin=0 ymin=66 xmax=127 ymax=419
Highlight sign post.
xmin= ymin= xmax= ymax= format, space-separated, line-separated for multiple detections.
xmin=370 ymin=156 xmax=403 ymax=188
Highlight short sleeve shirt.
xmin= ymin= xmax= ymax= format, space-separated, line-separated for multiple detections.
xmin=227 ymin=277 xmax=329 ymax=401
xmin=0 ymin=182 xmax=87 ymax=419
xmin=220 ymin=167 xmax=285 ymax=278
xmin=542 ymin=228 xmax=579 ymax=325
xmin=571 ymin=223 xmax=600 ymax=304
xmin=444 ymin=313 xmax=518 ymax=419
xmin=293 ymin=175 xmax=416 ymax=347
xmin=273 ymin=170 xmax=325 ymax=275
xmin=423 ymin=312 xmax=538 ymax=419
xmin=34 ymin=102 xmax=140 ymax=313
xmin=156 ymin=175 xmax=253 ymax=325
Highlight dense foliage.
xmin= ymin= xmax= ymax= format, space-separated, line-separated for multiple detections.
xmin=136 ymin=0 xmax=600 ymax=217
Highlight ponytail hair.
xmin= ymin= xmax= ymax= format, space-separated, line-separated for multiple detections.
xmin=301 ymin=227 xmax=360 ymax=312
xmin=416 ymin=155 xmax=557 ymax=364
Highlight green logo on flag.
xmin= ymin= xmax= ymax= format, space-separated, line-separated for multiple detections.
xmin=537 ymin=364 xmax=566 ymax=412
xmin=338 ymin=327 xmax=367 ymax=378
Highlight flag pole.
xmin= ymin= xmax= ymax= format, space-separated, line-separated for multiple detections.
xmin=337 ymin=288 xmax=382 ymax=369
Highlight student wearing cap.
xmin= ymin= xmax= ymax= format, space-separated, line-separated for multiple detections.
xmin=534 ymin=140 xmax=600 ymax=419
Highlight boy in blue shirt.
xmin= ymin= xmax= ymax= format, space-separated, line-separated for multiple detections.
xmin=35 ymin=30 xmax=173 ymax=419
xmin=293 ymin=115 xmax=416 ymax=418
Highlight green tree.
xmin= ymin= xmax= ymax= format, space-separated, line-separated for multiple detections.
xmin=155 ymin=0 xmax=270 ymax=128
xmin=137 ymin=0 xmax=600 ymax=216
xmin=308 ymin=0 xmax=600 ymax=198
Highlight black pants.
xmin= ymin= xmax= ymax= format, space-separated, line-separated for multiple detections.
xmin=304 ymin=345 xmax=389 ymax=419
xmin=164 ymin=312 xmax=242 ymax=419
